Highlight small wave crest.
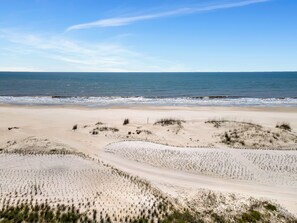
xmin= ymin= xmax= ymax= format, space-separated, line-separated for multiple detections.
xmin=0 ymin=96 xmax=297 ymax=107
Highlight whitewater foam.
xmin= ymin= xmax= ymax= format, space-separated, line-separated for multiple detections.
xmin=0 ymin=96 xmax=297 ymax=107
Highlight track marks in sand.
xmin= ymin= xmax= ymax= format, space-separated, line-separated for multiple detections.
xmin=105 ymin=141 xmax=297 ymax=186
xmin=0 ymin=153 xmax=170 ymax=222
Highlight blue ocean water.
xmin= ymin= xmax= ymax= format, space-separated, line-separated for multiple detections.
xmin=0 ymin=72 xmax=297 ymax=107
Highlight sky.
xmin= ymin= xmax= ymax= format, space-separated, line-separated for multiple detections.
xmin=0 ymin=0 xmax=296 ymax=72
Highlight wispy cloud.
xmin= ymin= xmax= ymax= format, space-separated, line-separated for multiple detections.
xmin=0 ymin=66 xmax=43 ymax=72
xmin=67 ymin=0 xmax=270 ymax=31
xmin=0 ymin=29 xmax=187 ymax=72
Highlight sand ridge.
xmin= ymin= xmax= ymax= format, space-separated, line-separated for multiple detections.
xmin=104 ymin=141 xmax=297 ymax=186
xmin=102 ymin=140 xmax=297 ymax=216
xmin=0 ymin=152 xmax=170 ymax=222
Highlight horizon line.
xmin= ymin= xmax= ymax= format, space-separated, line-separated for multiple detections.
xmin=1 ymin=71 xmax=297 ymax=73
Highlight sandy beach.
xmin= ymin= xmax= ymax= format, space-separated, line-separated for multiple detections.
xmin=1 ymin=0 xmax=297 ymax=221
xmin=1 ymin=105 xmax=297 ymax=222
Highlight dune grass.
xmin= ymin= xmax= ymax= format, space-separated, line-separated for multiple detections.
xmin=0 ymin=203 xmax=90 ymax=223
xmin=72 ymin=124 xmax=78 ymax=131
xmin=276 ymin=122 xmax=291 ymax=131
xmin=123 ymin=118 xmax=130 ymax=125
xmin=91 ymin=126 xmax=119 ymax=135
xmin=154 ymin=118 xmax=185 ymax=126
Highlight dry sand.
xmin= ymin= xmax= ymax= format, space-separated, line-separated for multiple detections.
xmin=103 ymin=141 xmax=297 ymax=214
xmin=0 ymin=152 xmax=166 ymax=222
xmin=0 ymin=105 xmax=297 ymax=221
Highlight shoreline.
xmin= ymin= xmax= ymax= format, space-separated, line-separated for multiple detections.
xmin=2 ymin=103 xmax=297 ymax=111
xmin=1 ymin=95 xmax=297 ymax=108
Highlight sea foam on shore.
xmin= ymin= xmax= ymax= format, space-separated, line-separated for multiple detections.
xmin=1 ymin=96 xmax=297 ymax=107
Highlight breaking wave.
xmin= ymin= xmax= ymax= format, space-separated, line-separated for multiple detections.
xmin=1 ymin=96 xmax=297 ymax=107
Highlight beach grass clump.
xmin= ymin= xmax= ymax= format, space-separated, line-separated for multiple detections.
xmin=223 ymin=132 xmax=232 ymax=144
xmin=154 ymin=118 xmax=185 ymax=126
xmin=276 ymin=123 xmax=291 ymax=131
xmin=90 ymin=126 xmax=119 ymax=135
xmin=239 ymin=210 xmax=262 ymax=223
xmin=99 ymin=127 xmax=119 ymax=132
xmin=205 ymin=119 xmax=228 ymax=128
xmin=123 ymin=118 xmax=130 ymax=125
xmin=221 ymin=130 xmax=245 ymax=147
xmin=72 ymin=124 xmax=78 ymax=131
xmin=135 ymin=130 xmax=152 ymax=135
xmin=8 ymin=127 xmax=20 ymax=131
xmin=264 ymin=203 xmax=277 ymax=212
xmin=161 ymin=209 xmax=203 ymax=223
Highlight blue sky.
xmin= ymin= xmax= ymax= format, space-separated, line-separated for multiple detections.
xmin=0 ymin=0 xmax=296 ymax=72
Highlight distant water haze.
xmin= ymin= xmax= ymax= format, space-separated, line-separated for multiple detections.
xmin=0 ymin=72 xmax=296 ymax=107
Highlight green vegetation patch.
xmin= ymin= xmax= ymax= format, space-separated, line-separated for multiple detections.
xmin=264 ymin=203 xmax=277 ymax=212
xmin=239 ymin=210 xmax=262 ymax=223
xmin=0 ymin=203 xmax=90 ymax=223
xmin=161 ymin=210 xmax=204 ymax=223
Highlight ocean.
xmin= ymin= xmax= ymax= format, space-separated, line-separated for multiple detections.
xmin=0 ymin=72 xmax=297 ymax=107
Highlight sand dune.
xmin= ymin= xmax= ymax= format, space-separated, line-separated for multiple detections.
xmin=0 ymin=152 xmax=169 ymax=222
xmin=103 ymin=141 xmax=297 ymax=215
xmin=0 ymin=105 xmax=297 ymax=222
xmin=105 ymin=141 xmax=297 ymax=186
